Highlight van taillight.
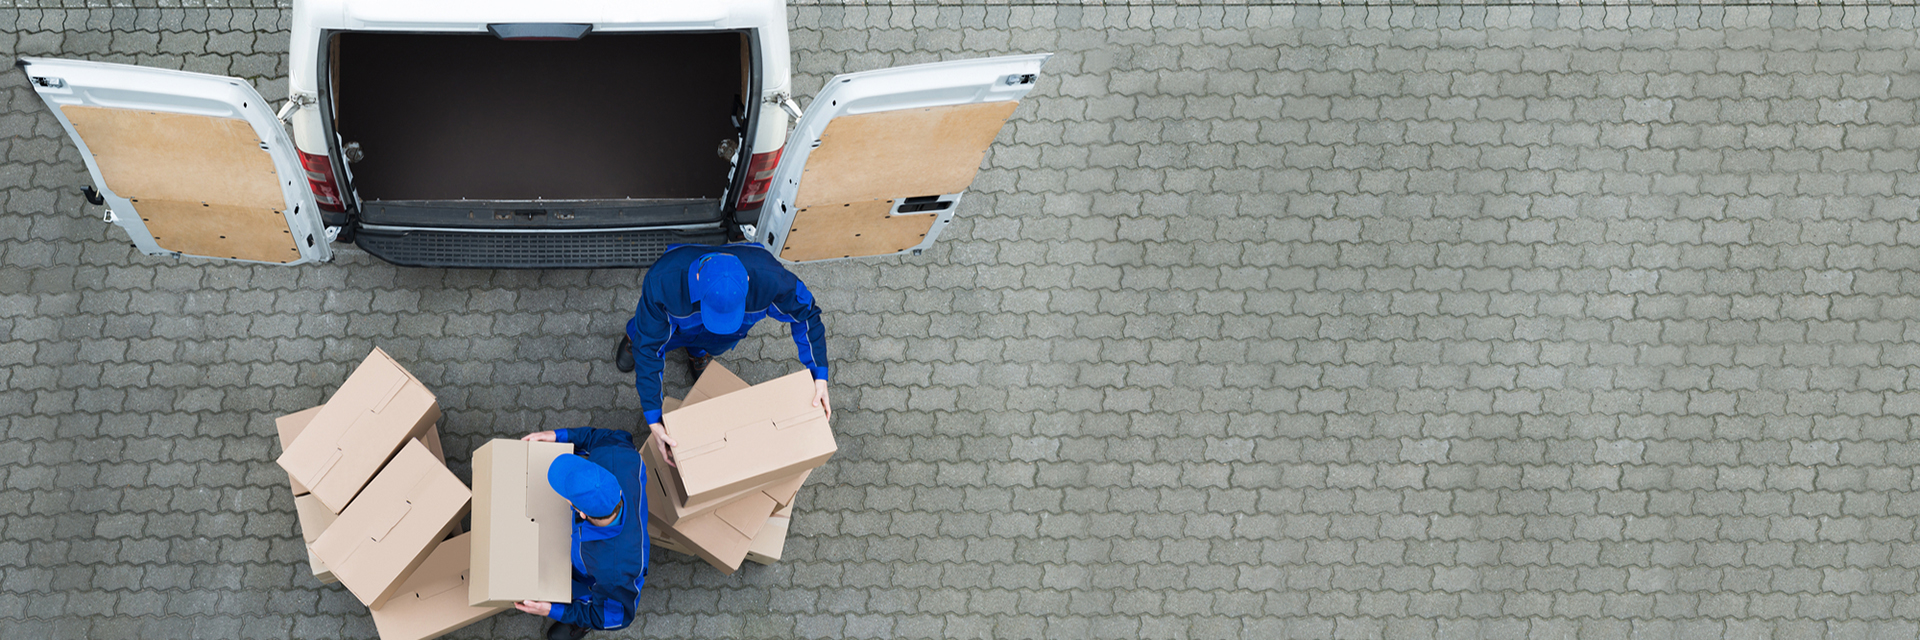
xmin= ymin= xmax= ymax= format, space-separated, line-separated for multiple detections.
xmin=299 ymin=151 xmax=346 ymax=213
xmin=734 ymin=149 xmax=782 ymax=210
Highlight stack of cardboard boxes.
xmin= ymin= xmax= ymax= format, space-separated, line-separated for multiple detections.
xmin=272 ymin=348 xmax=508 ymax=640
xmin=271 ymin=351 xmax=833 ymax=637
xmin=644 ymin=363 xmax=836 ymax=573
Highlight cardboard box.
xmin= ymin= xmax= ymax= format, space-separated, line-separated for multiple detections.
xmin=311 ymin=440 xmax=472 ymax=608
xmin=642 ymin=460 xmax=777 ymax=575
xmin=294 ymin=493 xmax=340 ymax=583
xmin=469 ymin=439 xmax=574 ymax=608
xmin=276 ymin=406 xmax=325 ymax=495
xmin=418 ymin=424 xmax=445 ymax=463
xmin=279 ymin=399 xmax=443 ymax=588
xmin=745 ymin=513 xmax=791 ymax=566
xmin=649 ymin=513 xmax=693 ymax=555
xmin=281 ymin=406 xmax=444 ymax=493
xmin=679 ymin=362 xmax=750 ymax=408
xmin=661 ymin=493 xmax=776 ymax=575
xmin=369 ymin=532 xmax=510 ymax=640
xmin=641 ymin=434 xmax=809 ymax=526
xmin=661 ymin=370 xmax=834 ymax=505
xmin=278 ymin=348 xmax=442 ymax=514
xmin=654 ymin=362 xmax=747 ymax=420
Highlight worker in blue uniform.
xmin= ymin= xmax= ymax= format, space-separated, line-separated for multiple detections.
xmin=513 ymin=428 xmax=649 ymax=640
xmin=615 ymin=243 xmax=832 ymax=464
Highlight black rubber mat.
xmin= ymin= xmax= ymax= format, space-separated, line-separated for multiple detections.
xmin=333 ymin=31 xmax=744 ymax=202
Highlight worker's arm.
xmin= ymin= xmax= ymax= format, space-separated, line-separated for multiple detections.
xmin=768 ymin=279 xmax=830 ymax=382
xmin=628 ymin=297 xmax=675 ymax=426
xmin=553 ymin=427 xmax=635 ymax=452
xmin=769 ymin=279 xmax=833 ymax=417
xmin=541 ymin=580 xmax=636 ymax=631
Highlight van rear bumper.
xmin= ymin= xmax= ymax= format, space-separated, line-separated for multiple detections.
xmin=358 ymin=199 xmax=723 ymax=229
xmin=354 ymin=225 xmax=728 ymax=268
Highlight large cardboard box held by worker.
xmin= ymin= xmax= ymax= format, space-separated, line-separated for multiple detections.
xmin=278 ymin=405 xmax=446 ymax=497
xmin=661 ymin=369 xmax=835 ymax=505
xmin=639 ymin=441 xmax=777 ymax=575
xmin=641 ymin=432 xmax=808 ymax=526
xmin=311 ymin=440 xmax=472 ymax=608
xmin=278 ymin=348 xmax=442 ymax=513
xmin=469 ymin=439 xmax=574 ymax=608
xmin=368 ymin=532 xmax=510 ymax=640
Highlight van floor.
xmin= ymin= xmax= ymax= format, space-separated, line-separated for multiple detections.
xmin=333 ymin=32 xmax=743 ymax=202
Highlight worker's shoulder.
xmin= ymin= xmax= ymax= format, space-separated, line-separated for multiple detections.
xmin=717 ymin=243 xmax=795 ymax=274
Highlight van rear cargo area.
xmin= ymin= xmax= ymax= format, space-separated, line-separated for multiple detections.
xmin=332 ymin=32 xmax=744 ymax=204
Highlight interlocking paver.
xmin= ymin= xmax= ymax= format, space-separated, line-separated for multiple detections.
xmin=8 ymin=1 xmax=1920 ymax=639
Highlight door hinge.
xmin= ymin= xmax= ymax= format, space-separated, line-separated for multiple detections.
xmin=768 ymin=92 xmax=803 ymax=120
xmin=277 ymin=93 xmax=317 ymax=124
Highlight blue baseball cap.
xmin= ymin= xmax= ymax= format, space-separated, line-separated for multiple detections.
xmin=690 ymin=253 xmax=748 ymax=334
xmin=547 ymin=454 xmax=622 ymax=519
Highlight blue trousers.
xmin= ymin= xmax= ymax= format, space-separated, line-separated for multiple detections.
xmin=665 ymin=336 xmax=741 ymax=360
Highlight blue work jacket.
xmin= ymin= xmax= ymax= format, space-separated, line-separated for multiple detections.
xmin=626 ymin=243 xmax=829 ymax=425
xmin=545 ymin=428 xmax=650 ymax=631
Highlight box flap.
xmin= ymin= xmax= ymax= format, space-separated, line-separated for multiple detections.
xmin=714 ymin=495 xmax=770 ymax=538
xmin=364 ymin=499 xmax=414 ymax=543
xmin=765 ymin=470 xmax=810 ymax=510
xmin=662 ymin=396 xmax=683 ymax=413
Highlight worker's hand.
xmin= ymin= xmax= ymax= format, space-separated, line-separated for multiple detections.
xmin=521 ymin=431 xmax=558 ymax=443
xmin=513 ymin=600 xmax=553 ymax=616
xmin=813 ymin=379 xmax=832 ymax=420
xmin=649 ymin=422 xmax=676 ymax=467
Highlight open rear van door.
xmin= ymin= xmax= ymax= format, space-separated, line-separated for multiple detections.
xmin=753 ymin=54 xmax=1049 ymax=263
xmin=19 ymin=58 xmax=331 ymax=265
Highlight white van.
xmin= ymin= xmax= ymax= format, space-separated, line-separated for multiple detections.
xmin=19 ymin=0 xmax=1048 ymax=268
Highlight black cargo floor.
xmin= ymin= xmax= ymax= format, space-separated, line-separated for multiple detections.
xmin=333 ymin=32 xmax=743 ymax=202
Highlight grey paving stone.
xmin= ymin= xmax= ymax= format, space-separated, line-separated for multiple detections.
xmin=8 ymin=2 xmax=1920 ymax=639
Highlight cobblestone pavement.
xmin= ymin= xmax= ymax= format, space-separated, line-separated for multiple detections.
xmin=8 ymin=2 xmax=1920 ymax=639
